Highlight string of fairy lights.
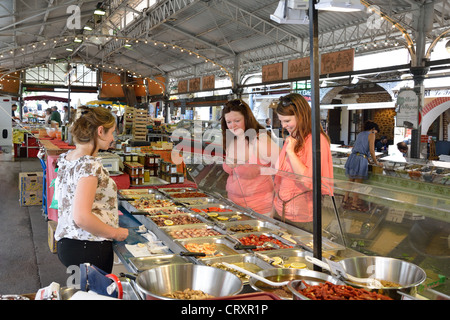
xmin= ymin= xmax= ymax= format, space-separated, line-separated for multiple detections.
xmin=0 ymin=34 xmax=234 ymax=91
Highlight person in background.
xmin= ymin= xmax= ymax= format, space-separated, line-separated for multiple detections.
xmin=11 ymin=104 xmax=20 ymax=120
xmin=34 ymin=108 xmax=52 ymax=124
xmin=397 ymin=141 xmax=409 ymax=157
xmin=343 ymin=120 xmax=383 ymax=211
xmin=54 ymin=107 xmax=128 ymax=273
xmin=221 ymin=99 xmax=279 ymax=215
xmin=273 ymin=93 xmax=334 ymax=232
xmin=50 ymin=106 xmax=62 ymax=126
xmin=376 ymin=135 xmax=388 ymax=153
xmin=63 ymin=106 xmax=70 ymax=124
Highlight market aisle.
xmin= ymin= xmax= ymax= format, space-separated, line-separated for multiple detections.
xmin=0 ymin=156 xmax=68 ymax=295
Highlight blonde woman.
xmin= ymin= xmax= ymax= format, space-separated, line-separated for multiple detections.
xmin=54 ymin=107 xmax=128 ymax=273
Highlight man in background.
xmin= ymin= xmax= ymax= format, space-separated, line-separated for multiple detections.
xmin=50 ymin=106 xmax=61 ymax=126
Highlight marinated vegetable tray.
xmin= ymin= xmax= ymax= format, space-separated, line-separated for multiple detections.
xmin=176 ymin=237 xmax=244 ymax=258
xmin=160 ymin=224 xmax=226 ymax=240
xmin=258 ymin=249 xmax=313 ymax=269
xmin=200 ymin=254 xmax=272 ymax=284
xmin=150 ymin=213 xmax=208 ymax=227
xmin=222 ymin=220 xmax=280 ymax=234
xmin=236 ymin=233 xmax=296 ymax=252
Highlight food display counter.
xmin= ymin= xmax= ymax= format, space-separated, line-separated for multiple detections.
xmin=113 ymin=158 xmax=449 ymax=300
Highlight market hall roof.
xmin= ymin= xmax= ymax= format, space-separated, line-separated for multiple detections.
xmin=1 ymin=0 xmax=450 ymax=87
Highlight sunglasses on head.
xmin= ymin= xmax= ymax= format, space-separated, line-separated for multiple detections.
xmin=279 ymin=95 xmax=293 ymax=107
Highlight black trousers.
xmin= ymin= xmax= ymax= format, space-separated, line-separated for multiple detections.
xmin=57 ymin=238 xmax=114 ymax=274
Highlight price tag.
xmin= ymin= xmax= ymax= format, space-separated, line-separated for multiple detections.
xmin=385 ymin=208 xmax=405 ymax=223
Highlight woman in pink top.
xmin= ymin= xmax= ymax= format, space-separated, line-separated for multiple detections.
xmin=221 ymin=99 xmax=279 ymax=215
xmin=273 ymin=93 xmax=334 ymax=231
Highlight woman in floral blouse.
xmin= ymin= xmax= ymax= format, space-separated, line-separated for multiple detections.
xmin=54 ymin=107 xmax=128 ymax=273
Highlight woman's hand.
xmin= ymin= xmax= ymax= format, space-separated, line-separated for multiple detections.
xmin=285 ymin=136 xmax=297 ymax=156
xmin=112 ymin=227 xmax=129 ymax=242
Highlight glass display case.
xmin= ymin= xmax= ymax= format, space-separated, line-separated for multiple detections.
xmin=183 ymin=151 xmax=450 ymax=298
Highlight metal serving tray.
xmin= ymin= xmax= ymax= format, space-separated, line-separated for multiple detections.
xmin=199 ymin=254 xmax=273 ymax=285
xmin=160 ymin=223 xmax=226 ymax=241
xmin=141 ymin=206 xmax=192 ymax=216
xmin=149 ymin=212 xmax=209 ymax=227
xmin=222 ymin=219 xmax=280 ymax=234
xmin=235 ymin=232 xmax=298 ymax=252
xmin=292 ymin=234 xmax=346 ymax=254
xmin=257 ymin=249 xmax=314 ymax=269
xmin=128 ymin=254 xmax=192 ymax=273
xmin=157 ymin=187 xmax=198 ymax=195
xmin=175 ymin=236 xmax=246 ymax=258
xmin=179 ymin=197 xmax=226 ymax=206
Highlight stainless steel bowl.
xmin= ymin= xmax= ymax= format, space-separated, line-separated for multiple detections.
xmin=339 ymin=256 xmax=427 ymax=299
xmin=135 ymin=263 xmax=243 ymax=300
xmin=249 ymin=268 xmax=343 ymax=300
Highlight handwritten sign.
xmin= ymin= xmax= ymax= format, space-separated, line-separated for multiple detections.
xmin=189 ymin=77 xmax=201 ymax=92
xmin=288 ymin=57 xmax=310 ymax=79
xmin=396 ymin=89 xmax=419 ymax=129
xmin=262 ymin=62 xmax=283 ymax=83
xmin=320 ymin=48 xmax=355 ymax=75
xmin=178 ymin=80 xmax=188 ymax=93
xmin=202 ymin=75 xmax=215 ymax=91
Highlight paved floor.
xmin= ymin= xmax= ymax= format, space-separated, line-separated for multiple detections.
xmin=0 ymin=155 xmax=69 ymax=295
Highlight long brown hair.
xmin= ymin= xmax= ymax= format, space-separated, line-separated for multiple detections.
xmin=276 ymin=93 xmax=330 ymax=153
xmin=70 ymin=106 xmax=116 ymax=155
xmin=220 ymin=99 xmax=265 ymax=149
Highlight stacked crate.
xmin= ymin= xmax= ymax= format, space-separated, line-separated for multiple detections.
xmin=132 ymin=108 xmax=149 ymax=141
xmin=122 ymin=106 xmax=135 ymax=135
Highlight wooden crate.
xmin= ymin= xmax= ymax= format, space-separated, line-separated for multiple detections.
xmin=132 ymin=108 xmax=149 ymax=141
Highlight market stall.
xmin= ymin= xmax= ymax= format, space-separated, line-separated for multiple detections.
xmin=101 ymin=158 xmax=449 ymax=301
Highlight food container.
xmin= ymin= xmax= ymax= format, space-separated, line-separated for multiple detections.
xmin=134 ymin=264 xmax=243 ymax=300
xmin=176 ymin=237 xmax=244 ymax=258
xmin=150 ymin=213 xmax=207 ymax=227
xmin=129 ymin=255 xmax=191 ymax=273
xmin=223 ymin=220 xmax=279 ymax=234
xmin=161 ymin=224 xmax=225 ymax=240
xmin=124 ymin=162 xmax=145 ymax=177
xmin=201 ymin=253 xmax=273 ymax=285
xmin=259 ymin=249 xmax=314 ymax=269
xmin=338 ymin=256 xmax=427 ymax=299
xmin=250 ymin=268 xmax=342 ymax=300
xmin=287 ymin=273 xmax=346 ymax=300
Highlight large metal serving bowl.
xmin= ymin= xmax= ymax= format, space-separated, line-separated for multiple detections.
xmin=135 ymin=263 xmax=243 ymax=300
xmin=339 ymin=256 xmax=427 ymax=299
xmin=250 ymin=268 xmax=343 ymax=300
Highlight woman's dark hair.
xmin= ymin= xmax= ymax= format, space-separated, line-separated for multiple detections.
xmin=364 ymin=120 xmax=380 ymax=132
xmin=220 ymin=99 xmax=265 ymax=149
xmin=276 ymin=93 xmax=330 ymax=153
xmin=70 ymin=106 xmax=116 ymax=155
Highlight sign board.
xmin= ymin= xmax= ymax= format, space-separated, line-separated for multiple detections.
xmin=288 ymin=57 xmax=310 ymax=79
xmin=262 ymin=62 xmax=283 ymax=82
xmin=178 ymin=80 xmax=188 ymax=93
xmin=189 ymin=77 xmax=201 ymax=92
xmin=396 ymin=89 xmax=419 ymax=129
xmin=202 ymin=75 xmax=215 ymax=91
xmin=320 ymin=48 xmax=355 ymax=75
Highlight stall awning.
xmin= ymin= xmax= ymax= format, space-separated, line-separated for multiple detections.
xmin=24 ymin=95 xmax=70 ymax=103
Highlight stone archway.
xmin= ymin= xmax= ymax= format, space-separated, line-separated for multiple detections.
xmin=421 ymin=97 xmax=450 ymax=135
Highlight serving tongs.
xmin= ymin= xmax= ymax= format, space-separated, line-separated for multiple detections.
xmin=305 ymin=256 xmax=383 ymax=288
xmin=221 ymin=262 xmax=289 ymax=287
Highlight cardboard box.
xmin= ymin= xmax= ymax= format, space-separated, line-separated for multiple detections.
xmin=48 ymin=220 xmax=58 ymax=253
xmin=20 ymin=191 xmax=43 ymax=206
xmin=19 ymin=172 xmax=43 ymax=192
